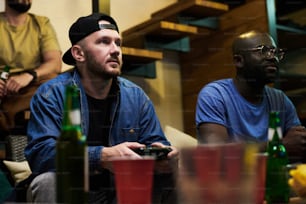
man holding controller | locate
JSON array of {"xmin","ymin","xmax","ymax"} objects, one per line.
[{"xmin": 24, "ymin": 13, "xmax": 178, "ymax": 204}]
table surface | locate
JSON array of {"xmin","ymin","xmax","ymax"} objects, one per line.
[
  {"xmin": 263, "ymin": 197, "xmax": 305, "ymax": 204},
  {"xmin": 289, "ymin": 197, "xmax": 306, "ymax": 204}
]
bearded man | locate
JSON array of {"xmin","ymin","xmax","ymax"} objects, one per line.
[{"xmin": 0, "ymin": 0, "xmax": 62, "ymax": 136}]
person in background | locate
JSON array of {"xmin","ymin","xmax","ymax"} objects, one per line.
[
  {"xmin": 0, "ymin": 0, "xmax": 62, "ymax": 136},
  {"xmin": 24, "ymin": 13, "xmax": 178, "ymax": 204},
  {"xmin": 195, "ymin": 30, "xmax": 306, "ymax": 163}
]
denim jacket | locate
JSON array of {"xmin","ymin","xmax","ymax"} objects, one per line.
[{"xmin": 25, "ymin": 69, "xmax": 170, "ymax": 174}]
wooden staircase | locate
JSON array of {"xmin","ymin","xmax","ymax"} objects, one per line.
[{"xmin": 121, "ymin": 0, "xmax": 229, "ymax": 78}]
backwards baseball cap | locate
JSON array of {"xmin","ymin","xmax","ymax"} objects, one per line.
[{"xmin": 62, "ymin": 13, "xmax": 119, "ymax": 65}]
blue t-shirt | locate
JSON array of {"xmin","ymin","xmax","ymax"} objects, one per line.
[{"xmin": 195, "ymin": 79, "xmax": 300, "ymax": 142}]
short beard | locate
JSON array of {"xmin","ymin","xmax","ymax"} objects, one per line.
[
  {"xmin": 85, "ymin": 52, "xmax": 121, "ymax": 80},
  {"xmin": 8, "ymin": 2, "xmax": 31, "ymax": 13}
]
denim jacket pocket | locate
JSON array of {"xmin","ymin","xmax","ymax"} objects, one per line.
[{"xmin": 120, "ymin": 128, "xmax": 141, "ymax": 141}]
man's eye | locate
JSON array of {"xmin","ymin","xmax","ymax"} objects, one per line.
[
  {"xmin": 115, "ymin": 41, "xmax": 121, "ymax": 47},
  {"xmin": 261, "ymin": 46, "xmax": 270, "ymax": 54},
  {"xmin": 101, "ymin": 39, "xmax": 110, "ymax": 44}
]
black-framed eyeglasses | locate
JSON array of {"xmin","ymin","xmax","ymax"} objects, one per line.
[{"xmin": 239, "ymin": 45, "xmax": 285, "ymax": 61}]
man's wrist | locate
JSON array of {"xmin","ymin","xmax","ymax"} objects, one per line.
[{"xmin": 25, "ymin": 70, "xmax": 37, "ymax": 82}]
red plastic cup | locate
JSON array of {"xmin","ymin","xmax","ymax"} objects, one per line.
[
  {"xmin": 193, "ymin": 144, "xmax": 222, "ymax": 203},
  {"xmin": 112, "ymin": 156, "xmax": 155, "ymax": 204},
  {"xmin": 179, "ymin": 143, "xmax": 260, "ymax": 204}
]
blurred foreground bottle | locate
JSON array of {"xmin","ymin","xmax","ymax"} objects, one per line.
[
  {"xmin": 265, "ymin": 111, "xmax": 289, "ymax": 204},
  {"xmin": 0, "ymin": 65, "xmax": 10, "ymax": 105},
  {"xmin": 56, "ymin": 85, "xmax": 88, "ymax": 204}
]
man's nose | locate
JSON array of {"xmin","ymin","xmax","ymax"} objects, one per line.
[{"xmin": 110, "ymin": 42, "xmax": 120, "ymax": 54}]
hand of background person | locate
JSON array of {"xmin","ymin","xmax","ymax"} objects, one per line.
[
  {"xmin": 283, "ymin": 126, "xmax": 306, "ymax": 163},
  {"xmin": 6, "ymin": 73, "xmax": 34, "ymax": 94},
  {"xmin": 150, "ymin": 142, "xmax": 179, "ymax": 174}
]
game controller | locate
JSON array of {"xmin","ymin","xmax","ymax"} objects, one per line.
[{"xmin": 132, "ymin": 146, "xmax": 172, "ymax": 160}]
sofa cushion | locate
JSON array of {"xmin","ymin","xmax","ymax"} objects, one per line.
[{"xmin": 2, "ymin": 160, "xmax": 31, "ymax": 185}]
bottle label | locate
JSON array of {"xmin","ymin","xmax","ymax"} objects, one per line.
[
  {"xmin": 0, "ymin": 72, "xmax": 9, "ymax": 80},
  {"xmin": 268, "ymin": 127, "xmax": 282, "ymax": 141},
  {"xmin": 69, "ymin": 109, "xmax": 81, "ymax": 125},
  {"xmin": 268, "ymin": 128, "xmax": 273, "ymax": 141},
  {"xmin": 277, "ymin": 127, "xmax": 282, "ymax": 139}
]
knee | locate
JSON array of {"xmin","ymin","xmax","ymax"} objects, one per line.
[
  {"xmin": 30, "ymin": 172, "xmax": 56, "ymax": 189},
  {"xmin": 27, "ymin": 172, "xmax": 56, "ymax": 202}
]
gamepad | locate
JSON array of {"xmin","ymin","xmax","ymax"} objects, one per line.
[{"xmin": 132, "ymin": 146, "xmax": 172, "ymax": 160}]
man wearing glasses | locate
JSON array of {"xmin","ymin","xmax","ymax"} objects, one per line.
[{"xmin": 195, "ymin": 30, "xmax": 306, "ymax": 162}]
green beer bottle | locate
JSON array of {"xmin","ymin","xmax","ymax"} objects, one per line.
[
  {"xmin": 265, "ymin": 111, "xmax": 289, "ymax": 204},
  {"xmin": 56, "ymin": 85, "xmax": 89, "ymax": 204}
]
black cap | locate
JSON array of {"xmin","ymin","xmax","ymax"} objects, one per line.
[{"xmin": 62, "ymin": 13, "xmax": 119, "ymax": 65}]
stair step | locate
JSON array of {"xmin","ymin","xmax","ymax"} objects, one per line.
[
  {"xmin": 122, "ymin": 46, "xmax": 162, "ymax": 66},
  {"xmin": 151, "ymin": 0, "xmax": 229, "ymax": 22},
  {"xmin": 122, "ymin": 20, "xmax": 201, "ymax": 48}
]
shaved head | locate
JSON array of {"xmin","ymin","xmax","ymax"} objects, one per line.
[{"xmin": 232, "ymin": 30, "xmax": 275, "ymax": 54}]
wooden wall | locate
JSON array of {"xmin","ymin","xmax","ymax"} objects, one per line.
[{"xmin": 180, "ymin": 0, "xmax": 269, "ymax": 136}]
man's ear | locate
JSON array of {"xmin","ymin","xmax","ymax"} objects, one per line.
[
  {"xmin": 233, "ymin": 54, "xmax": 244, "ymax": 68},
  {"xmin": 71, "ymin": 45, "xmax": 85, "ymax": 63}
]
